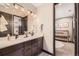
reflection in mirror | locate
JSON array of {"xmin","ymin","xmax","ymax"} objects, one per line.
[
  {"xmin": 13, "ymin": 16, "xmax": 27, "ymax": 35},
  {"xmin": 0, "ymin": 12, "xmax": 13, "ymax": 37},
  {"xmin": 0, "ymin": 12, "xmax": 28, "ymax": 37},
  {"xmin": 0, "ymin": 3, "xmax": 28, "ymax": 37},
  {"xmin": 55, "ymin": 3, "xmax": 75, "ymax": 56},
  {"xmin": 20, "ymin": 16, "xmax": 27, "ymax": 35},
  {"xmin": 13, "ymin": 16, "xmax": 21, "ymax": 35}
]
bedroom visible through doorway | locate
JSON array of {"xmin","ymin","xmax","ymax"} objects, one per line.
[{"xmin": 54, "ymin": 3, "xmax": 75, "ymax": 56}]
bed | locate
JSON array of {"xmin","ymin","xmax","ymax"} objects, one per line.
[{"xmin": 55, "ymin": 30, "xmax": 70, "ymax": 42}]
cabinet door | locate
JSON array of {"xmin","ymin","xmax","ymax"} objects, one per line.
[
  {"xmin": 0, "ymin": 43, "xmax": 24, "ymax": 56},
  {"xmin": 0, "ymin": 52, "xmax": 2, "ymax": 56},
  {"xmin": 38, "ymin": 37, "xmax": 43, "ymax": 54},
  {"xmin": 31, "ymin": 39, "xmax": 38, "ymax": 56},
  {"xmin": 24, "ymin": 47, "xmax": 31, "ymax": 56},
  {"xmin": 5, "ymin": 48, "xmax": 24, "ymax": 56},
  {"xmin": 32, "ymin": 46, "xmax": 38, "ymax": 56},
  {"xmin": 24, "ymin": 41, "xmax": 32, "ymax": 56}
]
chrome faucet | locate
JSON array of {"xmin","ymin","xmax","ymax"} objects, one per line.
[
  {"xmin": 15, "ymin": 34, "xmax": 18, "ymax": 39},
  {"xmin": 7, "ymin": 34, "xmax": 10, "ymax": 40},
  {"xmin": 15, "ymin": 31, "xmax": 19, "ymax": 39}
]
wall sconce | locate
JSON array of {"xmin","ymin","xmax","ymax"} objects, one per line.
[
  {"xmin": 29, "ymin": 11, "xmax": 37, "ymax": 18},
  {"xmin": 27, "ymin": 11, "xmax": 30, "ymax": 14}
]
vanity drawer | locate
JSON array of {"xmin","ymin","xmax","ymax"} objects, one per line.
[
  {"xmin": 0, "ymin": 43, "xmax": 23, "ymax": 55},
  {"xmin": 4, "ymin": 48, "xmax": 24, "ymax": 56}
]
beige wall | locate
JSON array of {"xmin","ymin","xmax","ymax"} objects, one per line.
[
  {"xmin": 27, "ymin": 3, "xmax": 54, "ymax": 54},
  {"xmin": 37, "ymin": 3, "xmax": 53, "ymax": 54}
]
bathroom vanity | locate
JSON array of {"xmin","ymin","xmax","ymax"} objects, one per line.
[
  {"xmin": 0, "ymin": 4, "xmax": 44, "ymax": 56},
  {"xmin": 0, "ymin": 34, "xmax": 43, "ymax": 56}
]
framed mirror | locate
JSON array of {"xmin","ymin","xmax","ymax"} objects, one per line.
[
  {"xmin": 0, "ymin": 12, "xmax": 13, "ymax": 37},
  {"xmin": 0, "ymin": 12, "xmax": 27, "ymax": 37}
]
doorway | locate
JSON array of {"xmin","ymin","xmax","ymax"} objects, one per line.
[{"xmin": 53, "ymin": 3, "xmax": 76, "ymax": 56}]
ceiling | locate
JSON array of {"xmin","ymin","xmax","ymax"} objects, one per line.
[
  {"xmin": 0, "ymin": 4, "xmax": 27, "ymax": 17},
  {"xmin": 32, "ymin": 3, "xmax": 44, "ymax": 7},
  {"xmin": 0, "ymin": 3, "xmax": 37, "ymax": 17}
]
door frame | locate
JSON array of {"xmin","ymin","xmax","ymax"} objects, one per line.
[{"xmin": 53, "ymin": 3, "xmax": 78, "ymax": 56}]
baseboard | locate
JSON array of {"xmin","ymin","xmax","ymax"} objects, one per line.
[{"xmin": 42, "ymin": 49, "xmax": 54, "ymax": 56}]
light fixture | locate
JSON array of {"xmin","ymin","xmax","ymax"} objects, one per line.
[
  {"xmin": 27, "ymin": 11, "xmax": 30, "ymax": 14},
  {"xmin": 31, "ymin": 13, "xmax": 34, "ymax": 16},
  {"xmin": 21, "ymin": 8, "xmax": 25, "ymax": 11},
  {"xmin": 14, "ymin": 4, "xmax": 19, "ymax": 9},
  {"xmin": 33, "ymin": 14, "xmax": 37, "ymax": 18},
  {"xmin": 30, "ymin": 11, "xmax": 37, "ymax": 17},
  {"xmin": 5, "ymin": 3, "xmax": 10, "ymax": 8},
  {"xmin": 13, "ymin": 9, "xmax": 15, "ymax": 12}
]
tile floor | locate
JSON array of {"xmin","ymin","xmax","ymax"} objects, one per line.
[
  {"xmin": 38, "ymin": 52, "xmax": 51, "ymax": 56},
  {"xmin": 56, "ymin": 40, "xmax": 74, "ymax": 56},
  {"xmin": 39, "ymin": 40, "xmax": 74, "ymax": 56}
]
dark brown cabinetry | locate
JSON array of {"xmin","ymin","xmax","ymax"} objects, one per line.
[
  {"xmin": 0, "ymin": 37, "xmax": 43, "ymax": 56},
  {"xmin": 38, "ymin": 37, "xmax": 43, "ymax": 54},
  {"xmin": 24, "ymin": 41, "xmax": 32, "ymax": 56},
  {"xmin": 0, "ymin": 43, "xmax": 24, "ymax": 56},
  {"xmin": 31, "ymin": 39, "xmax": 38, "ymax": 56},
  {"xmin": 6, "ymin": 48, "xmax": 24, "ymax": 56}
]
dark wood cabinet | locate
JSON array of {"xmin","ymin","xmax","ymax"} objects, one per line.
[
  {"xmin": 5, "ymin": 48, "xmax": 24, "ymax": 56},
  {"xmin": 0, "ymin": 37, "xmax": 43, "ymax": 56},
  {"xmin": 31, "ymin": 39, "xmax": 38, "ymax": 56},
  {"xmin": 0, "ymin": 43, "xmax": 24, "ymax": 56},
  {"xmin": 38, "ymin": 37, "xmax": 43, "ymax": 54},
  {"xmin": 32, "ymin": 46, "xmax": 38, "ymax": 56},
  {"xmin": 24, "ymin": 41, "xmax": 32, "ymax": 56}
]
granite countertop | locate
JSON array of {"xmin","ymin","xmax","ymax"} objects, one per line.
[{"xmin": 0, "ymin": 33, "xmax": 43, "ymax": 49}]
